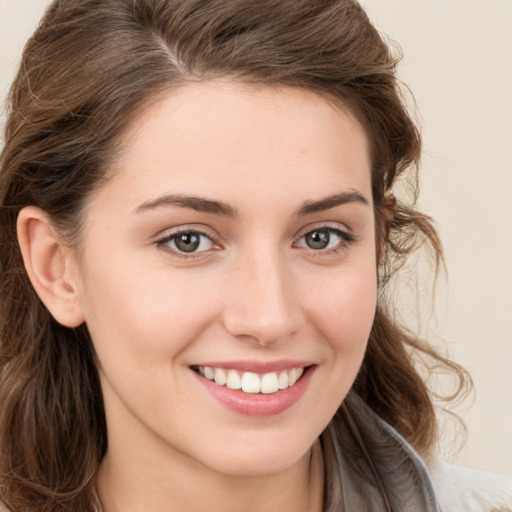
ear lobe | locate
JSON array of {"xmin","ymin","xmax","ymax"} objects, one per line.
[{"xmin": 17, "ymin": 206, "xmax": 85, "ymax": 328}]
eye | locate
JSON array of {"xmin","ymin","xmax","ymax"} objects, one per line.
[
  {"xmin": 158, "ymin": 230, "xmax": 215, "ymax": 254},
  {"xmin": 296, "ymin": 227, "xmax": 354, "ymax": 251}
]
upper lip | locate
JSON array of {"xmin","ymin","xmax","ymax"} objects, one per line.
[{"xmin": 192, "ymin": 359, "xmax": 314, "ymax": 374}]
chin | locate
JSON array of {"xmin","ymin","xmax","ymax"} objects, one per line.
[{"xmin": 197, "ymin": 433, "xmax": 315, "ymax": 478}]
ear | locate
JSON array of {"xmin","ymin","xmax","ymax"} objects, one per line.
[
  {"xmin": 377, "ymin": 192, "xmax": 397, "ymax": 267},
  {"xmin": 17, "ymin": 206, "xmax": 85, "ymax": 328},
  {"xmin": 383, "ymin": 193, "xmax": 397, "ymax": 221}
]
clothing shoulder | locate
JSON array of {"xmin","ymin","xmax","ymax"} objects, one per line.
[{"xmin": 429, "ymin": 460, "xmax": 512, "ymax": 512}]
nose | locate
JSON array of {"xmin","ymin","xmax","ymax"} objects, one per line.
[{"xmin": 222, "ymin": 247, "xmax": 304, "ymax": 346}]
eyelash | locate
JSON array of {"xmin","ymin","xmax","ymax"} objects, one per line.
[
  {"xmin": 155, "ymin": 225, "xmax": 356, "ymax": 259},
  {"xmin": 294, "ymin": 227, "xmax": 356, "ymax": 256},
  {"xmin": 156, "ymin": 229, "xmax": 219, "ymax": 260}
]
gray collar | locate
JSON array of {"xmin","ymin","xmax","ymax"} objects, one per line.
[{"xmin": 321, "ymin": 394, "xmax": 440, "ymax": 512}]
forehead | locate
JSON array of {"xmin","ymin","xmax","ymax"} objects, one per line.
[{"xmin": 96, "ymin": 82, "xmax": 372, "ymax": 215}]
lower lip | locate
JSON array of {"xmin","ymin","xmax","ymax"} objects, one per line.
[{"xmin": 193, "ymin": 367, "xmax": 315, "ymax": 416}]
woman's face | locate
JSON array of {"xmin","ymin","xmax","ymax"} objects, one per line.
[{"xmin": 73, "ymin": 82, "xmax": 377, "ymax": 477}]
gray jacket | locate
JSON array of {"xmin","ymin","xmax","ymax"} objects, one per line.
[{"xmin": 324, "ymin": 394, "xmax": 512, "ymax": 511}]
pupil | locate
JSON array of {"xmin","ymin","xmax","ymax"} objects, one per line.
[
  {"xmin": 306, "ymin": 230, "xmax": 329, "ymax": 249},
  {"xmin": 176, "ymin": 233, "xmax": 200, "ymax": 252}
]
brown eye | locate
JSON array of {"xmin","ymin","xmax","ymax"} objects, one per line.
[
  {"xmin": 174, "ymin": 232, "xmax": 202, "ymax": 252},
  {"xmin": 159, "ymin": 231, "xmax": 214, "ymax": 254},
  {"xmin": 304, "ymin": 230, "xmax": 331, "ymax": 250},
  {"xmin": 296, "ymin": 227, "xmax": 355, "ymax": 253}
]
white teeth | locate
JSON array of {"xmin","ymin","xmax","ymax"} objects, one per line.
[
  {"xmin": 213, "ymin": 368, "xmax": 227, "ymax": 386},
  {"xmin": 278, "ymin": 371, "xmax": 288, "ymax": 389},
  {"xmin": 261, "ymin": 372, "xmax": 279, "ymax": 394},
  {"xmin": 198, "ymin": 366, "xmax": 306, "ymax": 394},
  {"xmin": 241, "ymin": 372, "xmax": 261, "ymax": 393},
  {"xmin": 226, "ymin": 370, "xmax": 242, "ymax": 390}
]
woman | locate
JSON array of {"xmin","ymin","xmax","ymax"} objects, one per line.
[{"xmin": 0, "ymin": 1, "xmax": 510, "ymax": 511}]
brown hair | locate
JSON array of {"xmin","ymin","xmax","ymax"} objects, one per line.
[{"xmin": 0, "ymin": 0, "xmax": 469, "ymax": 510}]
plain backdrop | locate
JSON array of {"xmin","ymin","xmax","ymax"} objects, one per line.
[{"xmin": 1, "ymin": 0, "xmax": 511, "ymax": 474}]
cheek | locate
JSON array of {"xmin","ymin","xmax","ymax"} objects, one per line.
[
  {"xmin": 307, "ymin": 259, "xmax": 377, "ymax": 328},
  {"xmin": 290, "ymin": 264, "xmax": 377, "ymax": 433},
  {"xmin": 79, "ymin": 257, "xmax": 218, "ymax": 371},
  {"xmin": 303, "ymin": 262, "xmax": 377, "ymax": 366}
]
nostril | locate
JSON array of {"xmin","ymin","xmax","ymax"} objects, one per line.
[
  {"xmin": 222, "ymin": 265, "xmax": 303, "ymax": 344},
  {"xmin": 222, "ymin": 309, "xmax": 302, "ymax": 346}
]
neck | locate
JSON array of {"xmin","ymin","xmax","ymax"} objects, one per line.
[{"xmin": 96, "ymin": 437, "xmax": 324, "ymax": 512}]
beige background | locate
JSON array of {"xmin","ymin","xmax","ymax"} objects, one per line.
[{"xmin": 1, "ymin": 1, "xmax": 511, "ymax": 473}]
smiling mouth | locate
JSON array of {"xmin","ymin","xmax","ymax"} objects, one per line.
[{"xmin": 192, "ymin": 366, "xmax": 307, "ymax": 394}]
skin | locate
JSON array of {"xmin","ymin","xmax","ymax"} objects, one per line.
[{"xmin": 19, "ymin": 82, "xmax": 378, "ymax": 512}]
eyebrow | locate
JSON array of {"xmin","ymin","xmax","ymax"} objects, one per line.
[
  {"xmin": 134, "ymin": 190, "xmax": 369, "ymax": 217},
  {"xmin": 296, "ymin": 190, "xmax": 369, "ymax": 216},
  {"xmin": 134, "ymin": 194, "xmax": 238, "ymax": 217}
]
